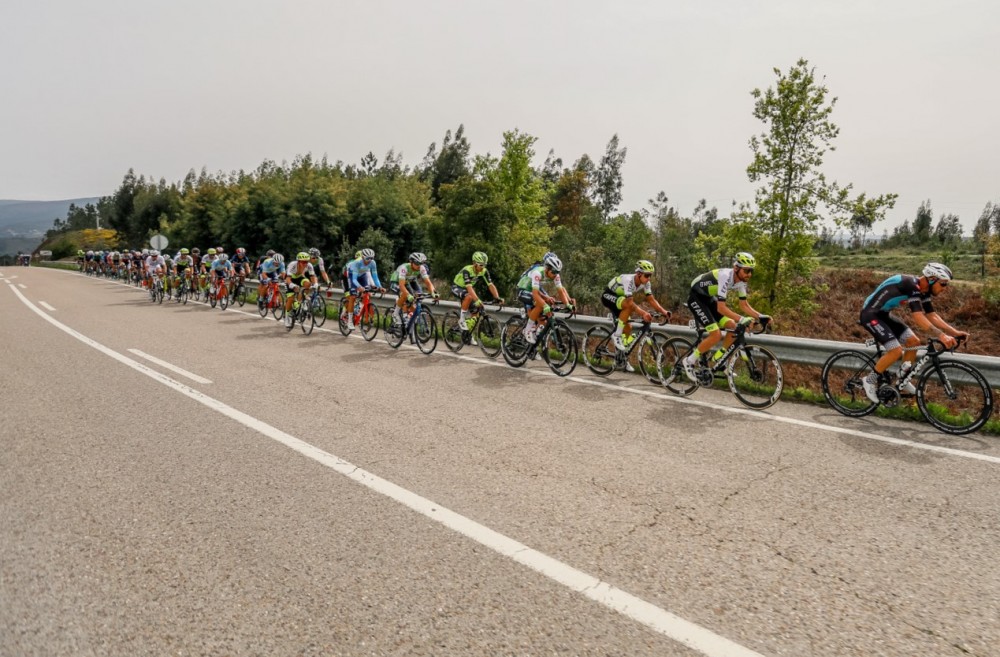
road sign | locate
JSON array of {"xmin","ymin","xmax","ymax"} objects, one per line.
[{"xmin": 149, "ymin": 234, "xmax": 169, "ymax": 251}]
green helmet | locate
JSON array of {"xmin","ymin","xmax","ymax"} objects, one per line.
[
  {"xmin": 77, "ymin": 250, "xmax": 85, "ymax": 256},
  {"xmin": 296, "ymin": 251, "xmax": 310, "ymax": 261},
  {"xmin": 180, "ymin": 248, "xmax": 190, "ymax": 255},
  {"xmin": 733, "ymin": 252, "xmax": 756, "ymax": 269},
  {"xmin": 635, "ymin": 259, "xmax": 655, "ymax": 274},
  {"xmin": 472, "ymin": 251, "xmax": 488, "ymax": 265}
]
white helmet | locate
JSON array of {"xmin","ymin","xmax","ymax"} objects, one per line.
[
  {"xmin": 150, "ymin": 250, "xmax": 159, "ymax": 257},
  {"xmin": 543, "ymin": 252, "xmax": 562, "ymax": 273},
  {"xmin": 922, "ymin": 262, "xmax": 953, "ymax": 281},
  {"xmin": 272, "ymin": 253, "xmax": 284, "ymax": 264},
  {"xmin": 360, "ymin": 248, "xmax": 375, "ymax": 260}
]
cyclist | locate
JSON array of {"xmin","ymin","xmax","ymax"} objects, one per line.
[
  {"xmin": 859, "ymin": 262, "xmax": 968, "ymax": 401},
  {"xmin": 307, "ymin": 248, "xmax": 333, "ymax": 287},
  {"xmin": 344, "ymin": 248, "xmax": 384, "ymax": 331},
  {"xmin": 173, "ymin": 248, "xmax": 195, "ymax": 298},
  {"xmin": 683, "ymin": 252, "xmax": 770, "ymax": 381},
  {"xmin": 209, "ymin": 252, "xmax": 235, "ymax": 297},
  {"xmin": 451, "ymin": 251, "xmax": 503, "ymax": 332},
  {"xmin": 516, "ymin": 252, "xmax": 575, "ymax": 344},
  {"xmin": 340, "ymin": 250, "xmax": 363, "ymax": 291},
  {"xmin": 257, "ymin": 253, "xmax": 285, "ymax": 309},
  {"xmin": 602, "ymin": 260, "xmax": 672, "ymax": 351},
  {"xmin": 144, "ymin": 250, "xmax": 167, "ymax": 292},
  {"xmin": 390, "ymin": 252, "xmax": 440, "ymax": 327},
  {"xmin": 198, "ymin": 248, "xmax": 217, "ymax": 296},
  {"xmin": 283, "ymin": 252, "xmax": 318, "ymax": 328},
  {"xmin": 231, "ymin": 247, "xmax": 252, "ymax": 284},
  {"xmin": 255, "ymin": 249, "xmax": 275, "ymax": 279}
]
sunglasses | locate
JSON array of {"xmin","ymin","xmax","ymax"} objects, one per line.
[{"xmin": 936, "ymin": 280, "xmax": 949, "ymax": 288}]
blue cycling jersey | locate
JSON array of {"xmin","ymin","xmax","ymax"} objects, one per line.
[
  {"xmin": 346, "ymin": 258, "xmax": 382, "ymax": 288},
  {"xmin": 863, "ymin": 274, "xmax": 933, "ymax": 314},
  {"xmin": 259, "ymin": 258, "xmax": 286, "ymax": 276}
]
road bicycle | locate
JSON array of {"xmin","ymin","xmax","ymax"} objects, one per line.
[
  {"xmin": 582, "ymin": 313, "xmax": 669, "ymax": 384},
  {"xmin": 441, "ymin": 299, "xmax": 504, "ymax": 359},
  {"xmin": 174, "ymin": 274, "xmax": 191, "ymax": 305},
  {"xmin": 257, "ymin": 279, "xmax": 285, "ymax": 320},
  {"xmin": 500, "ymin": 304, "xmax": 578, "ymax": 377},
  {"xmin": 148, "ymin": 275, "xmax": 165, "ymax": 305},
  {"xmin": 305, "ymin": 285, "xmax": 328, "ymax": 328},
  {"xmin": 658, "ymin": 317, "xmax": 783, "ymax": 409},
  {"xmin": 228, "ymin": 274, "xmax": 249, "ymax": 308},
  {"xmin": 208, "ymin": 275, "xmax": 229, "ymax": 310},
  {"xmin": 821, "ymin": 336, "xmax": 993, "ymax": 435},
  {"xmin": 383, "ymin": 292, "xmax": 438, "ymax": 354},
  {"xmin": 339, "ymin": 287, "xmax": 381, "ymax": 341},
  {"xmin": 284, "ymin": 286, "xmax": 316, "ymax": 335}
]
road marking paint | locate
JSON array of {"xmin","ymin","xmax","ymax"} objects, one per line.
[
  {"xmin": 10, "ymin": 277, "xmax": 764, "ymax": 657},
  {"xmin": 39, "ymin": 301, "xmax": 56, "ymax": 311},
  {"xmin": 17, "ymin": 283, "xmax": 26, "ymax": 289},
  {"xmin": 127, "ymin": 349, "xmax": 212, "ymax": 384},
  {"xmin": 49, "ymin": 266, "xmax": 1000, "ymax": 465}
]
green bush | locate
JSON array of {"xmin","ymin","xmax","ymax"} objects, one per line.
[{"xmin": 983, "ymin": 278, "xmax": 1000, "ymax": 312}]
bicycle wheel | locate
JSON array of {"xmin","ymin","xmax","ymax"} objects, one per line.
[
  {"xmin": 917, "ymin": 361, "xmax": 994, "ymax": 435},
  {"xmin": 219, "ymin": 288, "xmax": 229, "ymax": 311},
  {"xmin": 442, "ymin": 311, "xmax": 465, "ymax": 353},
  {"xmin": 384, "ymin": 310, "xmax": 406, "ymax": 349},
  {"xmin": 300, "ymin": 307, "xmax": 315, "ymax": 335},
  {"xmin": 360, "ymin": 305, "xmax": 380, "ymax": 341},
  {"xmin": 543, "ymin": 320, "xmax": 578, "ymax": 377},
  {"xmin": 728, "ymin": 345, "xmax": 783, "ymax": 409},
  {"xmin": 209, "ymin": 288, "xmax": 217, "ymax": 308},
  {"xmin": 583, "ymin": 325, "xmax": 616, "ymax": 376},
  {"xmin": 180, "ymin": 284, "xmax": 189, "ymax": 305},
  {"xmin": 659, "ymin": 337, "xmax": 698, "ymax": 396},
  {"xmin": 311, "ymin": 294, "xmax": 327, "ymax": 327},
  {"xmin": 821, "ymin": 350, "xmax": 879, "ymax": 417},
  {"xmin": 258, "ymin": 291, "xmax": 269, "ymax": 317},
  {"xmin": 501, "ymin": 316, "xmax": 531, "ymax": 368},
  {"xmin": 337, "ymin": 298, "xmax": 352, "ymax": 336},
  {"xmin": 272, "ymin": 300, "xmax": 285, "ymax": 321},
  {"xmin": 156, "ymin": 285, "xmax": 164, "ymax": 304},
  {"xmin": 415, "ymin": 308, "xmax": 437, "ymax": 354},
  {"xmin": 476, "ymin": 313, "xmax": 503, "ymax": 359},
  {"xmin": 638, "ymin": 333, "xmax": 668, "ymax": 385},
  {"xmin": 236, "ymin": 284, "xmax": 247, "ymax": 307}
]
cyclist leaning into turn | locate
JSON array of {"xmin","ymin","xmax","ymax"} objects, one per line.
[
  {"xmin": 344, "ymin": 249, "xmax": 384, "ymax": 331},
  {"xmin": 515, "ymin": 252, "xmax": 575, "ymax": 345},
  {"xmin": 859, "ymin": 262, "xmax": 968, "ymax": 402},
  {"xmin": 257, "ymin": 253, "xmax": 285, "ymax": 309},
  {"xmin": 683, "ymin": 252, "xmax": 770, "ymax": 381},
  {"xmin": 601, "ymin": 259, "xmax": 672, "ymax": 351},
  {"xmin": 451, "ymin": 251, "xmax": 503, "ymax": 332}
]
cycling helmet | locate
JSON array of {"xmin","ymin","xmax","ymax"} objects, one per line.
[
  {"xmin": 218, "ymin": 253, "xmax": 228, "ymax": 262},
  {"xmin": 308, "ymin": 247, "xmax": 320, "ymax": 257},
  {"xmin": 216, "ymin": 247, "xmax": 224, "ymax": 254},
  {"xmin": 77, "ymin": 250, "xmax": 84, "ymax": 256},
  {"xmin": 142, "ymin": 249, "xmax": 149, "ymax": 256},
  {"xmin": 192, "ymin": 247, "xmax": 200, "ymax": 254},
  {"xmin": 635, "ymin": 259, "xmax": 655, "ymax": 274},
  {"xmin": 733, "ymin": 252, "xmax": 756, "ymax": 269},
  {"xmin": 360, "ymin": 248, "xmax": 375, "ymax": 260},
  {"xmin": 86, "ymin": 250, "xmax": 94, "ymax": 256},
  {"xmin": 236, "ymin": 247, "xmax": 246, "ymax": 256},
  {"xmin": 297, "ymin": 251, "xmax": 310, "ymax": 261},
  {"xmin": 272, "ymin": 253, "xmax": 284, "ymax": 264},
  {"xmin": 206, "ymin": 248, "xmax": 217, "ymax": 256},
  {"xmin": 180, "ymin": 248, "xmax": 189, "ymax": 255},
  {"xmin": 150, "ymin": 250, "xmax": 159, "ymax": 257},
  {"xmin": 409, "ymin": 251, "xmax": 428, "ymax": 265},
  {"xmin": 543, "ymin": 252, "xmax": 563, "ymax": 273},
  {"xmin": 922, "ymin": 262, "xmax": 953, "ymax": 282},
  {"xmin": 266, "ymin": 249, "xmax": 275, "ymax": 257},
  {"xmin": 472, "ymin": 251, "xmax": 488, "ymax": 265}
]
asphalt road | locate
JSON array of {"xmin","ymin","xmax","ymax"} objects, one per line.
[{"xmin": 2, "ymin": 266, "xmax": 999, "ymax": 657}]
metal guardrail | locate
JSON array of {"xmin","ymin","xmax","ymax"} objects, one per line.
[{"xmin": 334, "ymin": 287, "xmax": 1000, "ymax": 388}]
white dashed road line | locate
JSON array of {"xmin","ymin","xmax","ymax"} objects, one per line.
[{"xmin": 39, "ymin": 301, "xmax": 57, "ymax": 311}]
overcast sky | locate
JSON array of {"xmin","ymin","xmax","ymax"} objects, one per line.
[{"xmin": 2, "ymin": 0, "xmax": 997, "ymax": 232}]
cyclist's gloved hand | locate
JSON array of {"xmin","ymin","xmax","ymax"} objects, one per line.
[
  {"xmin": 758, "ymin": 314, "xmax": 771, "ymax": 324},
  {"xmin": 641, "ymin": 311, "xmax": 652, "ymax": 323},
  {"xmin": 940, "ymin": 334, "xmax": 958, "ymax": 349},
  {"xmin": 432, "ymin": 292, "xmax": 440, "ymax": 300},
  {"xmin": 738, "ymin": 316, "xmax": 753, "ymax": 327},
  {"xmin": 542, "ymin": 304, "xmax": 552, "ymax": 315},
  {"xmin": 495, "ymin": 297, "xmax": 504, "ymax": 306},
  {"xmin": 406, "ymin": 294, "xmax": 415, "ymax": 304}
]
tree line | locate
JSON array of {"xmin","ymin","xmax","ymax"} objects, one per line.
[{"xmin": 45, "ymin": 59, "xmax": 997, "ymax": 314}]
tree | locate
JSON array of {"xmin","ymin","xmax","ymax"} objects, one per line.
[
  {"xmin": 592, "ymin": 134, "xmax": 627, "ymax": 218},
  {"xmin": 933, "ymin": 213, "xmax": 963, "ymax": 245},
  {"xmin": 973, "ymin": 202, "xmax": 999, "ymax": 277},
  {"xmin": 912, "ymin": 200, "xmax": 933, "ymax": 245},
  {"xmin": 733, "ymin": 58, "xmax": 896, "ymax": 311}
]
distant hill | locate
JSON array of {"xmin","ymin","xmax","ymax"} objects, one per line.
[
  {"xmin": 0, "ymin": 197, "xmax": 101, "ymax": 256},
  {"xmin": 0, "ymin": 198, "xmax": 101, "ymax": 237}
]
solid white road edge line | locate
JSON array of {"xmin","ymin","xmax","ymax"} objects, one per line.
[
  {"xmin": 39, "ymin": 301, "xmax": 57, "ymax": 311},
  {"xmin": 127, "ymin": 349, "xmax": 212, "ymax": 384},
  {"xmin": 48, "ymin": 266, "xmax": 1000, "ymax": 466},
  {"xmin": 8, "ymin": 279, "xmax": 765, "ymax": 657}
]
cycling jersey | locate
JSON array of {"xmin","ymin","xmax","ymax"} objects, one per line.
[
  {"xmin": 200, "ymin": 255, "xmax": 217, "ymax": 271},
  {"xmin": 691, "ymin": 268, "xmax": 748, "ymax": 301},
  {"xmin": 210, "ymin": 259, "xmax": 233, "ymax": 275},
  {"xmin": 144, "ymin": 255, "xmax": 165, "ymax": 272},
  {"xmin": 453, "ymin": 264, "xmax": 493, "ymax": 288},
  {"xmin": 517, "ymin": 264, "xmax": 563, "ymax": 292},
  {"xmin": 394, "ymin": 262, "xmax": 430, "ymax": 285},
  {"xmin": 230, "ymin": 254, "xmax": 251, "ymax": 270},
  {"xmin": 259, "ymin": 258, "xmax": 285, "ymax": 277},
  {"xmin": 606, "ymin": 273, "xmax": 651, "ymax": 298},
  {"xmin": 862, "ymin": 275, "xmax": 933, "ymax": 314},
  {"xmin": 174, "ymin": 256, "xmax": 194, "ymax": 270},
  {"xmin": 285, "ymin": 261, "xmax": 315, "ymax": 281},
  {"xmin": 346, "ymin": 258, "xmax": 382, "ymax": 289}
]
